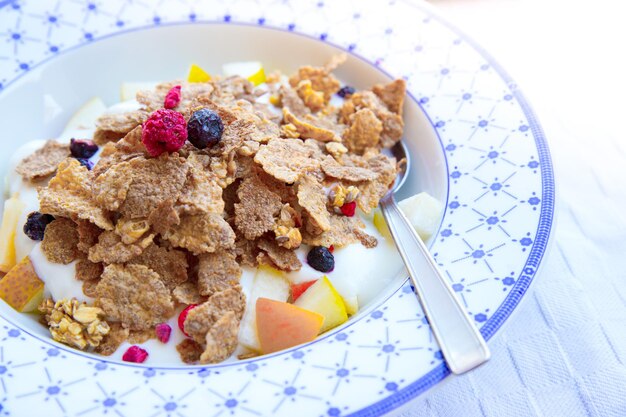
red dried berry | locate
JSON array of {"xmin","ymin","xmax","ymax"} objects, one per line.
[
  {"xmin": 122, "ymin": 345, "xmax": 149, "ymax": 363},
  {"xmin": 155, "ymin": 323, "xmax": 172, "ymax": 343},
  {"xmin": 328, "ymin": 245, "xmax": 334, "ymax": 253},
  {"xmin": 141, "ymin": 109, "xmax": 188, "ymax": 157},
  {"xmin": 178, "ymin": 304, "xmax": 198, "ymax": 337},
  {"xmin": 164, "ymin": 85, "xmax": 181, "ymax": 109},
  {"xmin": 340, "ymin": 201, "xmax": 357, "ymax": 217}
]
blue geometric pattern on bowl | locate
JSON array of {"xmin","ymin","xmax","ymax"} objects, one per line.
[{"xmin": 0, "ymin": 0, "xmax": 554, "ymax": 416}]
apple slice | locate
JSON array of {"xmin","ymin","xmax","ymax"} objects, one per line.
[
  {"xmin": 63, "ymin": 97, "xmax": 107, "ymax": 132},
  {"xmin": 238, "ymin": 265, "xmax": 290, "ymax": 351},
  {"xmin": 290, "ymin": 280, "xmax": 317, "ymax": 302},
  {"xmin": 187, "ymin": 64, "xmax": 211, "ymax": 83},
  {"xmin": 222, "ymin": 61, "xmax": 266, "ymax": 86},
  {"xmin": 373, "ymin": 209, "xmax": 392, "ymax": 241},
  {"xmin": 120, "ymin": 82, "xmax": 157, "ymax": 102},
  {"xmin": 398, "ymin": 192, "xmax": 443, "ymax": 241},
  {"xmin": 0, "ymin": 196, "xmax": 25, "ymax": 273},
  {"xmin": 256, "ymin": 298, "xmax": 323, "ymax": 354},
  {"xmin": 0, "ymin": 256, "xmax": 44, "ymax": 312},
  {"xmin": 342, "ymin": 294, "xmax": 359, "ymax": 316},
  {"xmin": 294, "ymin": 276, "xmax": 348, "ymax": 333}
]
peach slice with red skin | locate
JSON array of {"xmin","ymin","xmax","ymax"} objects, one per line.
[{"xmin": 256, "ymin": 298, "xmax": 324, "ymax": 354}]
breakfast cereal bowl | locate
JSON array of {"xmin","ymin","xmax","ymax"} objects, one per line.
[{"xmin": 0, "ymin": 1, "xmax": 554, "ymax": 416}]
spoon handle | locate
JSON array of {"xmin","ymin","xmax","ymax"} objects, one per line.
[{"xmin": 380, "ymin": 194, "xmax": 490, "ymax": 374}]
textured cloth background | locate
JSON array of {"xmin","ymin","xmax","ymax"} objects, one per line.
[{"xmin": 398, "ymin": 1, "xmax": 626, "ymax": 415}]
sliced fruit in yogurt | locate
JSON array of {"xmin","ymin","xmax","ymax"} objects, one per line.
[
  {"xmin": 187, "ymin": 64, "xmax": 211, "ymax": 83},
  {"xmin": 398, "ymin": 192, "xmax": 444, "ymax": 241},
  {"xmin": 0, "ymin": 256, "xmax": 44, "ymax": 312},
  {"xmin": 239, "ymin": 265, "xmax": 290, "ymax": 351},
  {"xmin": 62, "ymin": 97, "xmax": 107, "ymax": 132},
  {"xmin": 294, "ymin": 276, "xmax": 348, "ymax": 333},
  {"xmin": 290, "ymin": 279, "xmax": 318, "ymax": 302},
  {"xmin": 256, "ymin": 298, "xmax": 323, "ymax": 354},
  {"xmin": 0, "ymin": 195, "xmax": 25, "ymax": 273}
]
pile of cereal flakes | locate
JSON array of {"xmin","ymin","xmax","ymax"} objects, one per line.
[{"xmin": 17, "ymin": 55, "xmax": 405, "ymax": 364}]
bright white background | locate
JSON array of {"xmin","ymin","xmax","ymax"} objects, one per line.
[{"xmin": 397, "ymin": 1, "xmax": 626, "ymax": 416}]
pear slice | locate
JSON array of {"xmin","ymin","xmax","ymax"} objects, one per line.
[
  {"xmin": 294, "ymin": 276, "xmax": 348, "ymax": 333},
  {"xmin": 398, "ymin": 192, "xmax": 443, "ymax": 241},
  {"xmin": 0, "ymin": 256, "xmax": 44, "ymax": 312},
  {"xmin": 0, "ymin": 196, "xmax": 25, "ymax": 273},
  {"xmin": 63, "ymin": 97, "xmax": 107, "ymax": 132}
]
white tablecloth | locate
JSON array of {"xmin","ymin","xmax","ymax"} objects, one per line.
[{"xmin": 398, "ymin": 1, "xmax": 626, "ymax": 415}]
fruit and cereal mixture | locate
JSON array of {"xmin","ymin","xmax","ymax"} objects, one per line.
[{"xmin": 7, "ymin": 55, "xmax": 406, "ymax": 364}]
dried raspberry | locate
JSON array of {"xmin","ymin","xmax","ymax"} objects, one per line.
[
  {"xmin": 155, "ymin": 323, "xmax": 172, "ymax": 343},
  {"xmin": 122, "ymin": 345, "xmax": 149, "ymax": 363},
  {"xmin": 340, "ymin": 201, "xmax": 357, "ymax": 217},
  {"xmin": 178, "ymin": 304, "xmax": 198, "ymax": 337},
  {"xmin": 164, "ymin": 85, "xmax": 181, "ymax": 109},
  {"xmin": 142, "ymin": 109, "xmax": 188, "ymax": 157},
  {"xmin": 328, "ymin": 245, "xmax": 334, "ymax": 253}
]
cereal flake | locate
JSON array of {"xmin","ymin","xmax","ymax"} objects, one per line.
[
  {"xmin": 234, "ymin": 175, "xmax": 283, "ymax": 240},
  {"xmin": 39, "ymin": 159, "xmax": 113, "ymax": 230},
  {"xmin": 95, "ymin": 263, "xmax": 175, "ymax": 330},
  {"xmin": 41, "ymin": 218, "xmax": 79, "ymax": 264},
  {"xmin": 163, "ymin": 213, "xmax": 235, "ymax": 255},
  {"xmin": 15, "ymin": 140, "xmax": 70, "ymax": 182},
  {"xmin": 197, "ymin": 251, "xmax": 242, "ymax": 296}
]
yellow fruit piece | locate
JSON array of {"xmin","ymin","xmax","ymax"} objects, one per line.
[
  {"xmin": 247, "ymin": 67, "xmax": 266, "ymax": 86},
  {"xmin": 294, "ymin": 276, "xmax": 348, "ymax": 333},
  {"xmin": 373, "ymin": 209, "xmax": 392, "ymax": 241},
  {"xmin": 0, "ymin": 256, "xmax": 44, "ymax": 312},
  {"xmin": 187, "ymin": 64, "xmax": 211, "ymax": 83},
  {"xmin": 343, "ymin": 295, "xmax": 359, "ymax": 316},
  {"xmin": 0, "ymin": 196, "xmax": 25, "ymax": 273}
]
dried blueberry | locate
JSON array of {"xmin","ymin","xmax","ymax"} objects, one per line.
[
  {"xmin": 23, "ymin": 212, "xmax": 55, "ymax": 241},
  {"xmin": 187, "ymin": 108, "xmax": 223, "ymax": 149},
  {"xmin": 70, "ymin": 139, "xmax": 98, "ymax": 159},
  {"xmin": 76, "ymin": 158, "xmax": 93, "ymax": 170},
  {"xmin": 337, "ymin": 86, "xmax": 356, "ymax": 98},
  {"xmin": 307, "ymin": 246, "xmax": 335, "ymax": 272}
]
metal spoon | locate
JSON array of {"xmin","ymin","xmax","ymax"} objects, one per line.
[{"xmin": 380, "ymin": 142, "xmax": 490, "ymax": 374}]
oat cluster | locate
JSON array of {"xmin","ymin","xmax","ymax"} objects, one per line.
[
  {"xmin": 17, "ymin": 55, "xmax": 406, "ymax": 363},
  {"xmin": 39, "ymin": 298, "xmax": 110, "ymax": 350}
]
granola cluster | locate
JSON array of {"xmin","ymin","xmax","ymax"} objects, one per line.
[
  {"xmin": 39, "ymin": 298, "xmax": 110, "ymax": 350},
  {"xmin": 19, "ymin": 55, "xmax": 406, "ymax": 363}
]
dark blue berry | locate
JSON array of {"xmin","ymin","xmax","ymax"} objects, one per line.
[
  {"xmin": 76, "ymin": 158, "xmax": 93, "ymax": 170},
  {"xmin": 307, "ymin": 246, "xmax": 334, "ymax": 272},
  {"xmin": 23, "ymin": 212, "xmax": 55, "ymax": 241},
  {"xmin": 187, "ymin": 109, "xmax": 223, "ymax": 149},
  {"xmin": 337, "ymin": 86, "xmax": 356, "ymax": 98},
  {"xmin": 70, "ymin": 138, "xmax": 98, "ymax": 158}
]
